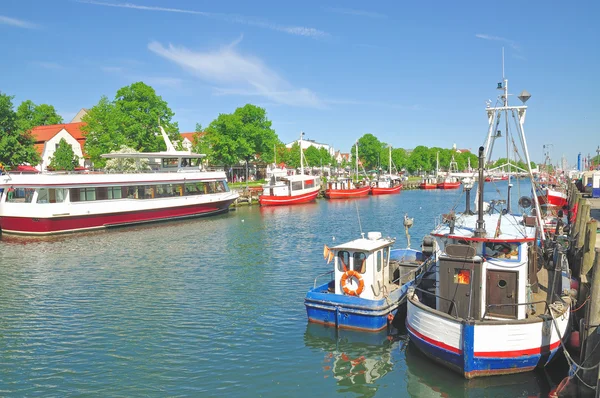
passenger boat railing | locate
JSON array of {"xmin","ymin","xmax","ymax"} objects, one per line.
[
  {"xmin": 411, "ymin": 286, "xmax": 460, "ymax": 318},
  {"xmin": 313, "ymin": 270, "xmax": 334, "ymax": 289}
]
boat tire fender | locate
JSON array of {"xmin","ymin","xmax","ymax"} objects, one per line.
[{"xmin": 341, "ymin": 270, "xmax": 364, "ymax": 296}]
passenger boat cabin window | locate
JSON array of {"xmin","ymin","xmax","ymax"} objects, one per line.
[
  {"xmin": 484, "ymin": 242, "xmax": 519, "ymax": 260},
  {"xmin": 162, "ymin": 158, "xmax": 179, "ymax": 168},
  {"xmin": 353, "ymin": 252, "xmax": 367, "ymax": 274},
  {"xmin": 376, "ymin": 251, "xmax": 382, "ymax": 272},
  {"xmin": 36, "ymin": 188, "xmax": 67, "ymax": 203},
  {"xmin": 6, "ymin": 188, "xmax": 35, "ymax": 203}
]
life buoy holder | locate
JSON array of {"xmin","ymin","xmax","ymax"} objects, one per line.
[{"xmin": 341, "ymin": 270, "xmax": 364, "ymax": 296}]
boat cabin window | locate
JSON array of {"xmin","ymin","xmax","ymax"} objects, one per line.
[
  {"xmin": 484, "ymin": 242, "xmax": 519, "ymax": 260},
  {"xmin": 353, "ymin": 252, "xmax": 367, "ymax": 274},
  {"xmin": 338, "ymin": 251, "xmax": 350, "ymax": 272},
  {"xmin": 376, "ymin": 250, "xmax": 382, "ymax": 272},
  {"xmin": 6, "ymin": 187, "xmax": 35, "ymax": 203},
  {"xmin": 181, "ymin": 158, "xmax": 200, "ymax": 167},
  {"xmin": 36, "ymin": 188, "xmax": 67, "ymax": 203},
  {"xmin": 162, "ymin": 158, "xmax": 179, "ymax": 168},
  {"xmin": 383, "ymin": 247, "xmax": 389, "ymax": 268}
]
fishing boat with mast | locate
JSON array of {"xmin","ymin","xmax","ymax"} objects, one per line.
[
  {"xmin": 405, "ymin": 73, "xmax": 572, "ymax": 378},
  {"xmin": 258, "ymin": 132, "xmax": 321, "ymax": 206},
  {"xmin": 371, "ymin": 146, "xmax": 403, "ymax": 195},
  {"xmin": 0, "ymin": 126, "xmax": 239, "ymax": 235},
  {"xmin": 437, "ymin": 155, "xmax": 461, "ymax": 189},
  {"xmin": 325, "ymin": 141, "xmax": 371, "ymax": 199},
  {"xmin": 420, "ymin": 152, "xmax": 440, "ymax": 190}
]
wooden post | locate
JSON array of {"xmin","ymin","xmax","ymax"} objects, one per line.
[
  {"xmin": 582, "ymin": 220, "xmax": 598, "ymax": 278},
  {"xmin": 577, "ymin": 202, "xmax": 591, "ymax": 250},
  {"xmin": 581, "ymin": 249, "xmax": 600, "ymax": 396}
]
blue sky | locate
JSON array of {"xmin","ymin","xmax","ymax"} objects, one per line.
[{"xmin": 1, "ymin": 0, "xmax": 598, "ymax": 163}]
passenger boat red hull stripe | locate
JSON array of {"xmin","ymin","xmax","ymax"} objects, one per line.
[
  {"xmin": 325, "ymin": 186, "xmax": 371, "ymax": 199},
  {"xmin": 258, "ymin": 189, "xmax": 319, "ymax": 206},
  {"xmin": 0, "ymin": 199, "xmax": 235, "ymax": 235},
  {"xmin": 370, "ymin": 185, "xmax": 402, "ymax": 195}
]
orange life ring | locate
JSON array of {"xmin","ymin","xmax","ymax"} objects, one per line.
[{"xmin": 341, "ymin": 270, "xmax": 364, "ymax": 296}]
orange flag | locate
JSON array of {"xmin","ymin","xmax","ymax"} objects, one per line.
[
  {"xmin": 327, "ymin": 251, "xmax": 335, "ymax": 264},
  {"xmin": 323, "ymin": 244, "xmax": 329, "ymax": 260}
]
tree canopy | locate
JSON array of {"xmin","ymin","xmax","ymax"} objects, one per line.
[
  {"xmin": 48, "ymin": 138, "xmax": 79, "ymax": 171},
  {"xmin": 82, "ymin": 82, "xmax": 179, "ymax": 167},
  {"xmin": 0, "ymin": 93, "xmax": 41, "ymax": 168},
  {"xmin": 203, "ymin": 104, "xmax": 279, "ymax": 166},
  {"xmin": 16, "ymin": 100, "xmax": 63, "ymax": 132}
]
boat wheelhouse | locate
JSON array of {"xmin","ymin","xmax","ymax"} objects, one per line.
[
  {"xmin": 0, "ymin": 127, "xmax": 238, "ymax": 235},
  {"xmin": 406, "ymin": 77, "xmax": 572, "ymax": 379},
  {"xmin": 259, "ymin": 132, "xmax": 321, "ymax": 206},
  {"xmin": 305, "ymin": 232, "xmax": 434, "ymax": 332}
]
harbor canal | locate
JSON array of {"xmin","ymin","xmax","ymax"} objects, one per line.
[{"xmin": 0, "ymin": 184, "xmax": 563, "ymax": 396}]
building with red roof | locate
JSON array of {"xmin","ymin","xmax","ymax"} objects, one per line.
[{"xmin": 30, "ymin": 122, "xmax": 87, "ymax": 171}]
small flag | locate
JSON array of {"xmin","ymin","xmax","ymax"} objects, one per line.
[
  {"xmin": 328, "ymin": 251, "xmax": 334, "ymax": 264},
  {"xmin": 323, "ymin": 244, "xmax": 329, "ymax": 260}
]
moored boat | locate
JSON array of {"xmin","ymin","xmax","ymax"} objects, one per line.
[
  {"xmin": 371, "ymin": 146, "xmax": 403, "ymax": 195},
  {"xmin": 419, "ymin": 176, "xmax": 437, "ymax": 190},
  {"xmin": 406, "ymin": 76, "xmax": 572, "ymax": 379},
  {"xmin": 325, "ymin": 141, "xmax": 371, "ymax": 199},
  {"xmin": 305, "ymin": 231, "xmax": 435, "ymax": 332},
  {"xmin": 0, "ymin": 126, "xmax": 238, "ymax": 235},
  {"xmin": 370, "ymin": 175, "xmax": 402, "ymax": 195},
  {"xmin": 259, "ymin": 132, "xmax": 321, "ymax": 206}
]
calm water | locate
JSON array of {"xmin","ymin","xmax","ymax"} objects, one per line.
[{"xmin": 0, "ymin": 182, "xmax": 561, "ymax": 397}]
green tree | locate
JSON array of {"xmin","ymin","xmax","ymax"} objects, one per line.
[
  {"xmin": 284, "ymin": 142, "xmax": 301, "ymax": 168},
  {"xmin": 391, "ymin": 148, "xmax": 408, "ymax": 172},
  {"xmin": 16, "ymin": 100, "xmax": 63, "ymax": 132},
  {"xmin": 104, "ymin": 145, "xmax": 150, "ymax": 173},
  {"xmin": 82, "ymin": 82, "xmax": 179, "ymax": 167},
  {"xmin": 406, "ymin": 145, "xmax": 432, "ymax": 174},
  {"xmin": 204, "ymin": 104, "xmax": 279, "ymax": 168},
  {"xmin": 304, "ymin": 146, "xmax": 321, "ymax": 167},
  {"xmin": 48, "ymin": 138, "xmax": 79, "ymax": 171},
  {"xmin": 0, "ymin": 93, "xmax": 41, "ymax": 168},
  {"xmin": 354, "ymin": 134, "xmax": 384, "ymax": 170}
]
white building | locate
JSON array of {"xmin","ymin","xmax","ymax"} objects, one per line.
[{"xmin": 285, "ymin": 138, "xmax": 335, "ymax": 156}]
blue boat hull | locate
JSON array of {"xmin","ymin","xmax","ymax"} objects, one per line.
[{"xmin": 304, "ymin": 281, "xmax": 413, "ymax": 332}]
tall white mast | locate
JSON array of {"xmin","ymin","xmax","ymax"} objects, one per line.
[
  {"xmin": 355, "ymin": 140, "xmax": 359, "ymax": 181},
  {"xmin": 300, "ymin": 132, "xmax": 305, "ymax": 189},
  {"xmin": 388, "ymin": 145, "xmax": 392, "ymax": 174}
]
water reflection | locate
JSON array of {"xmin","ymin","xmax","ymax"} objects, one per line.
[
  {"xmin": 304, "ymin": 323, "xmax": 402, "ymax": 397},
  {"xmin": 404, "ymin": 343, "xmax": 550, "ymax": 397}
]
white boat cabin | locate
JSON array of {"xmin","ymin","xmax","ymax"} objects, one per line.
[
  {"xmin": 262, "ymin": 174, "xmax": 320, "ymax": 196},
  {"xmin": 328, "ymin": 177, "xmax": 366, "ymax": 190},
  {"xmin": 331, "ymin": 232, "xmax": 395, "ymax": 300}
]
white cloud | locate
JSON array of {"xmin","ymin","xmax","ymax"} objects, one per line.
[
  {"xmin": 324, "ymin": 7, "xmax": 386, "ymax": 19},
  {"xmin": 76, "ymin": 0, "xmax": 328, "ymax": 38},
  {"xmin": 0, "ymin": 15, "xmax": 38, "ymax": 29},
  {"xmin": 475, "ymin": 33, "xmax": 520, "ymax": 51},
  {"xmin": 148, "ymin": 39, "xmax": 325, "ymax": 108}
]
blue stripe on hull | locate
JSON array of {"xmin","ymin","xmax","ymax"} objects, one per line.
[
  {"xmin": 406, "ymin": 325, "xmax": 464, "ymax": 373},
  {"xmin": 408, "ymin": 321, "xmax": 561, "ymax": 378},
  {"xmin": 305, "ymin": 282, "xmax": 404, "ymax": 332}
]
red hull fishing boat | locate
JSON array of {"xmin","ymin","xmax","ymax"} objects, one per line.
[
  {"xmin": 371, "ymin": 146, "xmax": 402, "ymax": 195},
  {"xmin": 325, "ymin": 182, "xmax": 371, "ymax": 199},
  {"xmin": 419, "ymin": 177, "xmax": 437, "ymax": 190},
  {"xmin": 371, "ymin": 184, "xmax": 402, "ymax": 195},
  {"xmin": 325, "ymin": 140, "xmax": 371, "ymax": 199},
  {"xmin": 436, "ymin": 180, "xmax": 461, "ymax": 189},
  {"xmin": 259, "ymin": 132, "xmax": 321, "ymax": 206}
]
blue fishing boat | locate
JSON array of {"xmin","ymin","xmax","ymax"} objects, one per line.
[{"xmin": 305, "ymin": 231, "xmax": 435, "ymax": 332}]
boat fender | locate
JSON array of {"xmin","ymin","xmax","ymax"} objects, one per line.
[{"xmin": 341, "ymin": 270, "xmax": 364, "ymax": 296}]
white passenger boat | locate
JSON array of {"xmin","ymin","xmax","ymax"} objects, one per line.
[{"xmin": 0, "ymin": 127, "xmax": 238, "ymax": 235}]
